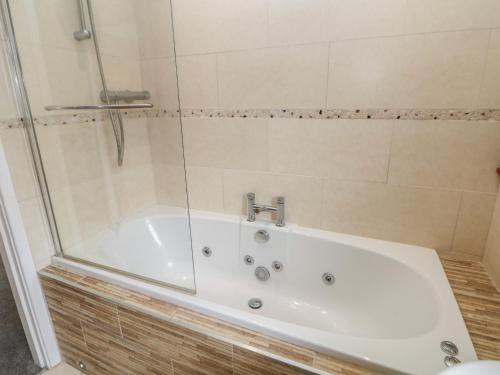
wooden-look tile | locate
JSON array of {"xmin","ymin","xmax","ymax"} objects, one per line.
[
  {"xmin": 119, "ymin": 306, "xmax": 233, "ymax": 375},
  {"xmin": 48, "ymin": 307, "xmax": 86, "ymax": 351},
  {"xmin": 441, "ymin": 256, "xmax": 500, "ymax": 360},
  {"xmin": 173, "ymin": 307, "xmax": 317, "ymax": 365},
  {"xmin": 48, "ymin": 304, "xmax": 123, "ymax": 375},
  {"xmin": 41, "ymin": 277, "xmax": 122, "ymax": 337},
  {"xmin": 232, "ymin": 346, "xmax": 313, "ymax": 375},
  {"xmin": 82, "ymin": 321, "xmax": 174, "ymax": 375},
  {"xmin": 42, "ymin": 266, "xmax": 86, "ymax": 283},
  {"xmin": 313, "ymin": 353, "xmax": 381, "ymax": 375},
  {"xmin": 77, "ymin": 276, "xmax": 177, "ymax": 317},
  {"xmin": 59, "ymin": 339, "xmax": 125, "ymax": 375}
]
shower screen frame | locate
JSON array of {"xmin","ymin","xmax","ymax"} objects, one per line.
[
  {"xmin": 0, "ymin": 0, "xmax": 196, "ymax": 294},
  {"xmin": 0, "ymin": 0, "xmax": 62, "ymax": 369},
  {"xmin": 0, "ymin": 0, "xmax": 64, "ymax": 258}
]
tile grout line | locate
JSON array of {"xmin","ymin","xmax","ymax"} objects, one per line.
[
  {"xmin": 174, "ymin": 26, "xmax": 500, "ymax": 59},
  {"xmin": 476, "ymin": 29, "xmax": 494, "ymax": 108},
  {"xmin": 449, "ymin": 192, "xmax": 464, "ymax": 253}
]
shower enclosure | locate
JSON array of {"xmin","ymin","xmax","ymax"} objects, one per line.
[{"xmin": 2, "ymin": 0, "xmax": 195, "ymax": 291}]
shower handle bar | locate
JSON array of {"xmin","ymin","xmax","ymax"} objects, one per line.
[{"xmin": 44, "ymin": 103, "xmax": 154, "ymax": 111}]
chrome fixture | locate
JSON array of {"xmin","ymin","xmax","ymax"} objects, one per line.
[
  {"xmin": 255, "ymin": 266, "xmax": 270, "ymax": 281},
  {"xmin": 247, "ymin": 193, "xmax": 285, "ymax": 227},
  {"xmin": 248, "ymin": 298, "xmax": 263, "ymax": 310},
  {"xmin": 202, "ymin": 247, "xmax": 212, "ymax": 257},
  {"xmin": 77, "ymin": 361, "xmax": 87, "ymax": 371},
  {"xmin": 322, "ymin": 272, "xmax": 335, "ymax": 285},
  {"xmin": 51, "ymin": 0, "xmax": 154, "ymax": 166},
  {"xmin": 243, "ymin": 255, "xmax": 254, "ymax": 265},
  {"xmin": 73, "ymin": 0, "xmax": 91, "ymax": 40},
  {"xmin": 440, "ymin": 341, "xmax": 459, "ymax": 356},
  {"xmin": 271, "ymin": 261, "xmax": 283, "ymax": 272},
  {"xmin": 45, "ymin": 103, "xmax": 153, "ymax": 111},
  {"xmin": 254, "ymin": 229, "xmax": 270, "ymax": 244},
  {"xmin": 100, "ymin": 90, "xmax": 151, "ymax": 103},
  {"xmin": 444, "ymin": 356, "xmax": 461, "ymax": 367}
]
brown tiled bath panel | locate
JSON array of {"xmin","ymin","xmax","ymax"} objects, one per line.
[{"xmin": 39, "ymin": 256, "xmax": 500, "ymax": 375}]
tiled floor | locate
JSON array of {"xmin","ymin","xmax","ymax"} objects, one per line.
[{"xmin": 41, "ymin": 363, "xmax": 81, "ymax": 375}]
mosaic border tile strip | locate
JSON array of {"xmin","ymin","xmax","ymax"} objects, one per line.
[
  {"xmin": 39, "ymin": 256, "xmax": 500, "ymax": 375},
  {"xmin": 3, "ymin": 107, "xmax": 500, "ymax": 131},
  {"xmin": 182, "ymin": 108, "xmax": 500, "ymax": 121},
  {"xmin": 33, "ymin": 108, "xmax": 178, "ymax": 127}
]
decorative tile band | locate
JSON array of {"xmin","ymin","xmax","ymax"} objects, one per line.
[
  {"xmin": 2, "ymin": 107, "xmax": 500, "ymax": 130},
  {"xmin": 182, "ymin": 108, "xmax": 500, "ymax": 121},
  {"xmin": 34, "ymin": 107, "xmax": 178, "ymax": 127}
]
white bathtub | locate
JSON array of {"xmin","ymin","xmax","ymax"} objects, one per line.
[{"xmin": 53, "ymin": 206, "xmax": 476, "ymax": 375}]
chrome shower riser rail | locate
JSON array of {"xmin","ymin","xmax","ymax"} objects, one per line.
[{"xmin": 44, "ymin": 103, "xmax": 153, "ymax": 111}]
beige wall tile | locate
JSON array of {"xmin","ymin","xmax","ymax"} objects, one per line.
[
  {"xmin": 97, "ymin": 31, "xmax": 140, "ymax": 62},
  {"xmin": 186, "ymin": 166, "xmax": 224, "ymax": 212},
  {"xmin": 171, "ymin": 0, "xmax": 268, "ymax": 56},
  {"xmin": 405, "ymin": 0, "xmax": 500, "ymax": 34},
  {"xmin": 91, "ymin": 0, "xmax": 138, "ymax": 44},
  {"xmin": 10, "ymin": 0, "xmax": 85, "ymax": 50},
  {"xmin": 183, "ymin": 117, "xmax": 268, "ymax": 171},
  {"xmin": 93, "ymin": 0, "xmax": 141, "ymax": 61},
  {"xmin": 479, "ymin": 30, "xmax": 500, "ymax": 108},
  {"xmin": 101, "ymin": 118, "xmax": 153, "ymax": 172},
  {"xmin": 34, "ymin": 125, "xmax": 69, "ymax": 192},
  {"xmin": 50, "ymin": 188, "xmax": 83, "ymax": 250},
  {"xmin": 0, "ymin": 129, "xmax": 39, "ymax": 202},
  {"xmin": 452, "ymin": 192, "xmax": 496, "ymax": 256},
  {"xmin": 484, "ymin": 193, "xmax": 500, "ymax": 288},
  {"xmin": 148, "ymin": 118, "xmax": 185, "ymax": 166},
  {"xmin": 322, "ymin": 180, "xmax": 461, "ymax": 251},
  {"xmin": 41, "ymin": 46, "xmax": 101, "ymax": 108},
  {"xmin": 268, "ymin": 0, "xmax": 330, "ymax": 46},
  {"xmin": 112, "ymin": 165, "xmax": 156, "ymax": 218},
  {"xmin": 50, "ymin": 179, "xmax": 116, "ymax": 249},
  {"xmin": 134, "ymin": 0, "xmax": 175, "ymax": 59},
  {"xmin": 37, "ymin": 123, "xmax": 105, "ymax": 190},
  {"xmin": 223, "ymin": 170, "xmax": 322, "ymax": 228},
  {"xmin": 328, "ymin": 0, "xmax": 406, "ymax": 41},
  {"xmin": 269, "ymin": 119, "xmax": 392, "ymax": 182},
  {"xmin": 141, "ymin": 57, "xmax": 179, "ymax": 110},
  {"xmin": 177, "ymin": 54, "xmax": 219, "ymax": 109},
  {"xmin": 100, "ymin": 54, "xmax": 143, "ymax": 92},
  {"xmin": 13, "ymin": 43, "xmax": 50, "ymax": 116},
  {"xmin": 389, "ymin": 121, "xmax": 500, "ymax": 193},
  {"xmin": 154, "ymin": 164, "xmax": 189, "ymax": 208},
  {"xmin": 269, "ymin": 0, "xmax": 406, "ymax": 46},
  {"xmin": 328, "ymin": 31, "xmax": 490, "ymax": 109},
  {"xmin": 19, "ymin": 197, "xmax": 54, "ymax": 269},
  {"xmin": 218, "ymin": 44, "xmax": 329, "ymax": 109},
  {"xmin": 0, "ymin": 41, "xmax": 18, "ymax": 119}
]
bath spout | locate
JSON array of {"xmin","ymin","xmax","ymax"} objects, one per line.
[{"xmin": 247, "ymin": 193, "xmax": 285, "ymax": 227}]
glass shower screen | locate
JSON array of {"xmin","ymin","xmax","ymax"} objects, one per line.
[{"xmin": 7, "ymin": 0, "xmax": 195, "ymax": 291}]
